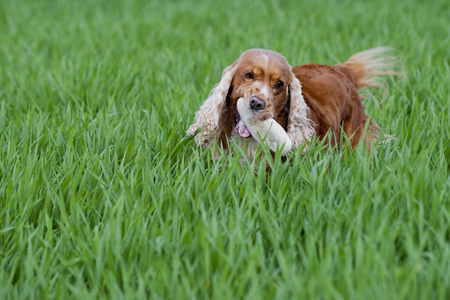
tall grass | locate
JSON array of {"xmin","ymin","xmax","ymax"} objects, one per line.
[{"xmin": 0, "ymin": 0, "xmax": 449, "ymax": 299}]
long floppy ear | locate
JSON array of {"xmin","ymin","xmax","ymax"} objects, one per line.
[
  {"xmin": 287, "ymin": 74, "xmax": 315, "ymax": 149},
  {"xmin": 187, "ymin": 60, "xmax": 239, "ymax": 147}
]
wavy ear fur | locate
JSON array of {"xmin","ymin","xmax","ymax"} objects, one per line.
[
  {"xmin": 187, "ymin": 61, "xmax": 238, "ymax": 147},
  {"xmin": 287, "ymin": 74, "xmax": 315, "ymax": 149}
]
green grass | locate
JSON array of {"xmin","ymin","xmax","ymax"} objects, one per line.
[{"xmin": 0, "ymin": 0, "xmax": 449, "ymax": 299}]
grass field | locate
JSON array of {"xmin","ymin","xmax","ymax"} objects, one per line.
[{"xmin": 0, "ymin": 0, "xmax": 449, "ymax": 299}]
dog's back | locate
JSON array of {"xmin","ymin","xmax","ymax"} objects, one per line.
[{"xmin": 293, "ymin": 47, "xmax": 399, "ymax": 149}]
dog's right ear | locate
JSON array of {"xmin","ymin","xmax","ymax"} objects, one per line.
[
  {"xmin": 287, "ymin": 74, "xmax": 315, "ymax": 150},
  {"xmin": 187, "ymin": 60, "xmax": 239, "ymax": 147}
]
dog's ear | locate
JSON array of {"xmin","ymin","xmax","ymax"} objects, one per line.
[
  {"xmin": 287, "ymin": 74, "xmax": 315, "ymax": 150},
  {"xmin": 187, "ymin": 60, "xmax": 239, "ymax": 147}
]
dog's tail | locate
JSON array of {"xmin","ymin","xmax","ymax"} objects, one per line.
[
  {"xmin": 340, "ymin": 47, "xmax": 401, "ymax": 148},
  {"xmin": 340, "ymin": 47, "xmax": 401, "ymax": 92}
]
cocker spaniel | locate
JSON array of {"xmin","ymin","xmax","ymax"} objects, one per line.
[{"xmin": 187, "ymin": 48, "xmax": 397, "ymax": 157}]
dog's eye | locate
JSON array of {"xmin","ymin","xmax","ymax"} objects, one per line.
[
  {"xmin": 245, "ymin": 73, "xmax": 254, "ymax": 79},
  {"xmin": 275, "ymin": 81, "xmax": 284, "ymax": 89}
]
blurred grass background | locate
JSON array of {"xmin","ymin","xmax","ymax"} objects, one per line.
[{"xmin": 0, "ymin": 0, "xmax": 449, "ymax": 299}]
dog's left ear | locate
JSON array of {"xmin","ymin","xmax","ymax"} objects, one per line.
[
  {"xmin": 187, "ymin": 60, "xmax": 239, "ymax": 147},
  {"xmin": 287, "ymin": 73, "xmax": 315, "ymax": 149}
]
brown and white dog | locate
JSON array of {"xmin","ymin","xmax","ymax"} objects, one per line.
[{"xmin": 187, "ymin": 48, "xmax": 398, "ymax": 156}]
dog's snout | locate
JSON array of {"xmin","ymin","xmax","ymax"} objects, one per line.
[{"xmin": 249, "ymin": 96, "xmax": 266, "ymax": 111}]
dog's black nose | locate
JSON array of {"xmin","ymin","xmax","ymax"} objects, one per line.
[{"xmin": 249, "ymin": 96, "xmax": 266, "ymax": 111}]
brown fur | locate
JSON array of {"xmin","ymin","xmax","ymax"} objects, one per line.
[{"xmin": 293, "ymin": 63, "xmax": 371, "ymax": 148}]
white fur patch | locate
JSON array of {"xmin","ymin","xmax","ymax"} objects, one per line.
[{"xmin": 260, "ymin": 83, "xmax": 271, "ymax": 100}]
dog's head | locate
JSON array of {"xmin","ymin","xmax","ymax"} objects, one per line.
[{"xmin": 187, "ymin": 49, "xmax": 314, "ymax": 152}]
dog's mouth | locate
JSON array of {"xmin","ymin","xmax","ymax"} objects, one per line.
[{"xmin": 235, "ymin": 112, "xmax": 251, "ymax": 138}]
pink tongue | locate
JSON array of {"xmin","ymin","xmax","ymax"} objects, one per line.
[{"xmin": 235, "ymin": 119, "xmax": 251, "ymax": 138}]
